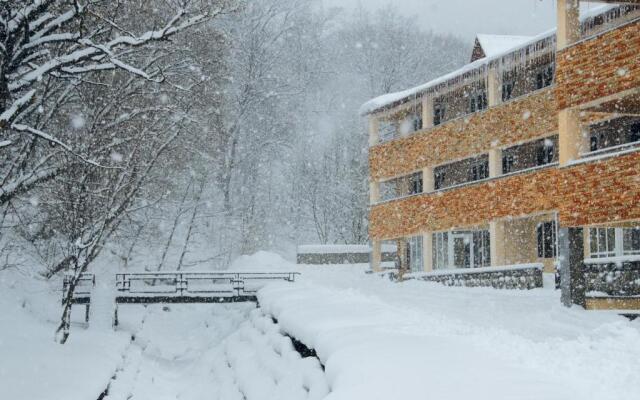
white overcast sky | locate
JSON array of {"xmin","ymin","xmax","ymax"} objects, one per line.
[{"xmin": 323, "ymin": 0, "xmax": 607, "ymax": 40}]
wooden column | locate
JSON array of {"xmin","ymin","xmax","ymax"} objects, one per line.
[
  {"xmin": 490, "ymin": 220, "xmax": 506, "ymax": 267},
  {"xmin": 487, "ymin": 67, "xmax": 501, "ymax": 107},
  {"xmin": 368, "ymin": 116, "xmax": 379, "ymax": 146},
  {"xmin": 557, "ymin": 0, "xmax": 581, "ymax": 50},
  {"xmin": 370, "ymin": 240, "xmax": 382, "ymax": 272},
  {"xmin": 489, "ymin": 148, "xmax": 503, "ymax": 178},
  {"xmin": 422, "ymin": 166, "xmax": 434, "ymax": 193},
  {"xmin": 422, "ymin": 96, "xmax": 434, "ymax": 130},
  {"xmin": 423, "ymin": 232, "xmax": 433, "ymax": 272},
  {"xmin": 558, "ymin": 108, "xmax": 588, "ymax": 166},
  {"xmin": 370, "ymin": 180, "xmax": 380, "ymax": 204}
]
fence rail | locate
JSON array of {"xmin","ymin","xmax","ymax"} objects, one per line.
[
  {"xmin": 62, "ymin": 273, "xmax": 95, "ymax": 304},
  {"xmin": 580, "ymin": 5, "xmax": 640, "ymax": 40},
  {"xmin": 115, "ymin": 271, "xmax": 299, "ymax": 299}
]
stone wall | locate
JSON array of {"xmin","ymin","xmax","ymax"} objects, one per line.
[
  {"xmin": 409, "ymin": 265, "xmax": 543, "ymax": 290},
  {"xmin": 556, "ymin": 19, "xmax": 640, "ymax": 110},
  {"xmin": 585, "ymin": 261, "xmax": 640, "ymax": 297},
  {"xmin": 370, "ymin": 151, "xmax": 640, "ymax": 240}
]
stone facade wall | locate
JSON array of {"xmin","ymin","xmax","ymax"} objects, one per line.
[
  {"xmin": 410, "ymin": 266, "xmax": 543, "ymax": 290},
  {"xmin": 370, "ymin": 89, "xmax": 557, "ymax": 180},
  {"xmin": 556, "ymin": 19, "xmax": 640, "ymax": 110},
  {"xmin": 585, "ymin": 261, "xmax": 640, "ymax": 297},
  {"xmin": 370, "ymin": 151, "xmax": 640, "ymax": 240}
]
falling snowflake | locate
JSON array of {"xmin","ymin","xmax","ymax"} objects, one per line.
[
  {"xmin": 111, "ymin": 152, "xmax": 123, "ymax": 162},
  {"xmin": 70, "ymin": 114, "xmax": 85, "ymax": 129}
]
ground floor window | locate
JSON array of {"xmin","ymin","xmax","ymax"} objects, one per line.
[
  {"xmin": 407, "ymin": 236, "xmax": 423, "ymax": 272},
  {"xmin": 432, "ymin": 230, "xmax": 490, "ymax": 269},
  {"xmin": 433, "ymin": 232, "xmax": 449, "ymax": 270},
  {"xmin": 589, "ymin": 226, "xmax": 640, "ymax": 258},
  {"xmin": 472, "ymin": 230, "xmax": 491, "ymax": 268},
  {"xmin": 537, "ymin": 221, "xmax": 557, "ymax": 258}
]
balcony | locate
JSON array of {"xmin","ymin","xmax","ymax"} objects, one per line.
[
  {"xmin": 556, "ymin": 17, "xmax": 640, "ymax": 111},
  {"xmin": 369, "ymin": 88, "xmax": 557, "ymax": 181},
  {"xmin": 579, "ymin": 4, "xmax": 640, "ymax": 42},
  {"xmin": 370, "ymin": 150, "xmax": 640, "ymax": 240}
]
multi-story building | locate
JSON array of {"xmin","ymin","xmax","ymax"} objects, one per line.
[{"xmin": 363, "ymin": 1, "xmax": 640, "ymax": 310}]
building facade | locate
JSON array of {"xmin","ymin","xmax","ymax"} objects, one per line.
[{"xmin": 363, "ymin": 1, "xmax": 640, "ymax": 310}]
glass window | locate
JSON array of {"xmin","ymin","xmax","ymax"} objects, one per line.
[
  {"xmin": 408, "ymin": 236, "xmax": 423, "ymax": 273},
  {"xmin": 473, "ymin": 230, "xmax": 491, "ymax": 268},
  {"xmin": 630, "ymin": 123, "xmax": 640, "ymax": 144},
  {"xmin": 408, "ymin": 172, "xmax": 423, "ymax": 195},
  {"xmin": 412, "ymin": 113, "xmax": 423, "ymax": 132},
  {"xmin": 536, "ymin": 221, "xmax": 557, "ymax": 258},
  {"xmin": 400, "ymin": 112, "xmax": 422, "ymax": 136},
  {"xmin": 502, "ymin": 153, "xmax": 515, "ymax": 174},
  {"xmin": 433, "ymin": 102, "xmax": 446, "ymax": 126},
  {"xmin": 590, "ymin": 226, "xmax": 640, "ymax": 258},
  {"xmin": 536, "ymin": 140, "xmax": 555, "ymax": 166},
  {"xmin": 502, "ymin": 80, "xmax": 514, "ymax": 102},
  {"xmin": 432, "ymin": 232, "xmax": 449, "ymax": 270},
  {"xmin": 589, "ymin": 227, "xmax": 617, "ymax": 258},
  {"xmin": 535, "ymin": 64, "xmax": 554, "ymax": 90},
  {"xmin": 468, "ymin": 89, "xmax": 487, "ymax": 113},
  {"xmin": 378, "ymin": 120, "xmax": 396, "ymax": 142},
  {"xmin": 380, "ymin": 172, "xmax": 423, "ymax": 202},
  {"xmin": 434, "ymin": 170, "xmax": 446, "ymax": 190},
  {"xmin": 469, "ymin": 160, "xmax": 489, "ymax": 181},
  {"xmin": 623, "ymin": 227, "xmax": 640, "ymax": 255}
]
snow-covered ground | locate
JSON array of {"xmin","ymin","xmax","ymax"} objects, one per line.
[
  {"xmin": 0, "ymin": 261, "xmax": 327, "ymax": 400},
  {"xmin": 105, "ymin": 304, "xmax": 327, "ymax": 400},
  {"xmin": 259, "ymin": 262, "xmax": 640, "ymax": 400},
  {"xmin": 2, "ymin": 252, "xmax": 639, "ymax": 400},
  {"xmin": 0, "ymin": 271, "xmax": 130, "ymax": 400}
]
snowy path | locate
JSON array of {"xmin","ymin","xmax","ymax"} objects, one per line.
[
  {"xmin": 104, "ymin": 303, "xmax": 328, "ymax": 400},
  {"xmin": 259, "ymin": 267, "xmax": 640, "ymax": 400}
]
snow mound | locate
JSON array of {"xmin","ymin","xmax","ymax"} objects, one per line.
[{"xmin": 228, "ymin": 251, "xmax": 296, "ymax": 272}]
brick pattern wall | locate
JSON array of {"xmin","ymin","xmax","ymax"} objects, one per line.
[
  {"xmin": 556, "ymin": 19, "xmax": 640, "ymax": 110},
  {"xmin": 370, "ymin": 151, "xmax": 640, "ymax": 240},
  {"xmin": 370, "ymin": 89, "xmax": 558, "ymax": 180}
]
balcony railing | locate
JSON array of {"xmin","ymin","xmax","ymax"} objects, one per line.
[
  {"xmin": 580, "ymin": 5, "xmax": 640, "ymax": 42},
  {"xmin": 369, "ymin": 5, "xmax": 638, "ymax": 147}
]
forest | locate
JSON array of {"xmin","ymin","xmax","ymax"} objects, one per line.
[{"xmin": 1, "ymin": 1, "xmax": 466, "ymax": 280}]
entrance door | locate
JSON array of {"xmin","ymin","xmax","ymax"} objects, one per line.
[{"xmin": 451, "ymin": 233, "xmax": 473, "ymax": 269}]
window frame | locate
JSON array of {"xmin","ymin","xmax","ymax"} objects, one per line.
[
  {"xmin": 469, "ymin": 160, "xmax": 489, "ymax": 182},
  {"xmin": 433, "ymin": 102, "xmax": 446, "ymax": 126},
  {"xmin": 534, "ymin": 64, "xmax": 554, "ymax": 90},
  {"xmin": 536, "ymin": 140, "xmax": 555, "ymax": 166},
  {"xmin": 588, "ymin": 227, "xmax": 640, "ymax": 258},
  {"xmin": 536, "ymin": 221, "xmax": 557, "ymax": 259},
  {"xmin": 408, "ymin": 236, "xmax": 424, "ymax": 273},
  {"xmin": 432, "ymin": 232, "xmax": 449, "ymax": 270}
]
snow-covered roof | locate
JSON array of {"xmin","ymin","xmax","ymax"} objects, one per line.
[
  {"xmin": 359, "ymin": 4, "xmax": 617, "ymax": 116},
  {"xmin": 475, "ymin": 34, "xmax": 534, "ymax": 58}
]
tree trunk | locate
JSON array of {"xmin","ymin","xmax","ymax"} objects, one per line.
[{"xmin": 177, "ymin": 179, "xmax": 206, "ymax": 270}]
